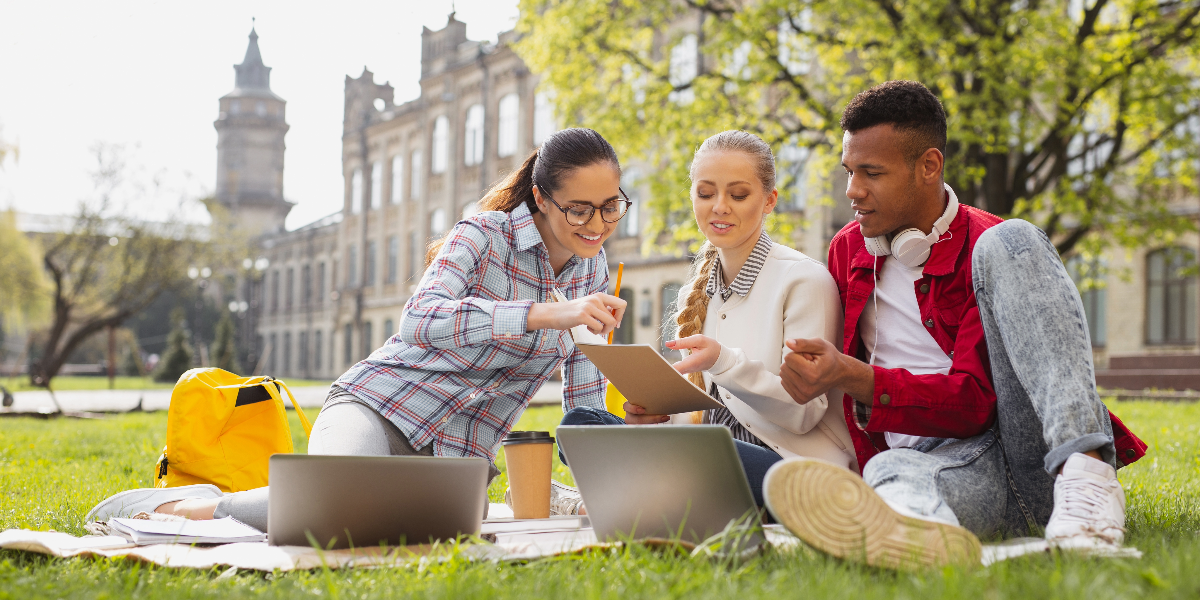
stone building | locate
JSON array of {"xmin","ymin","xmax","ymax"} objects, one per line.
[{"xmin": 224, "ymin": 16, "xmax": 1200, "ymax": 391}]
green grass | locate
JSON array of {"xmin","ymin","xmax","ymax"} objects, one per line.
[
  {"xmin": 0, "ymin": 376, "xmax": 333, "ymax": 393},
  {"xmin": 1, "ymin": 401, "xmax": 1199, "ymax": 599}
]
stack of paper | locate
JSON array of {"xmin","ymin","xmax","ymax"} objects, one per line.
[{"xmin": 108, "ymin": 517, "xmax": 265, "ymax": 545}]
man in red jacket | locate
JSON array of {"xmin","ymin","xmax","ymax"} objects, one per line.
[{"xmin": 765, "ymin": 81, "xmax": 1146, "ymax": 569}]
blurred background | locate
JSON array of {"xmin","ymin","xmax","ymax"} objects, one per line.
[{"xmin": 2, "ymin": 0, "xmax": 1199, "ymax": 399}]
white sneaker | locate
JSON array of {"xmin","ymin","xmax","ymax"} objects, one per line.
[
  {"xmin": 763, "ymin": 458, "xmax": 982, "ymax": 570},
  {"xmin": 503, "ymin": 480, "xmax": 585, "ymax": 516},
  {"xmin": 1045, "ymin": 453, "xmax": 1126, "ymax": 547},
  {"xmin": 85, "ymin": 485, "xmax": 224, "ymax": 523}
]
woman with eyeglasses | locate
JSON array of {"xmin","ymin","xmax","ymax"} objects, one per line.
[{"xmin": 85, "ymin": 128, "xmax": 630, "ymax": 528}]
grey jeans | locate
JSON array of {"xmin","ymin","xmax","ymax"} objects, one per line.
[
  {"xmin": 213, "ymin": 387, "xmax": 499, "ymax": 531},
  {"xmin": 865, "ymin": 219, "xmax": 1116, "ymax": 539}
]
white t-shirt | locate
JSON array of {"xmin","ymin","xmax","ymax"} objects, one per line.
[{"xmin": 858, "ymin": 256, "xmax": 952, "ymax": 449}]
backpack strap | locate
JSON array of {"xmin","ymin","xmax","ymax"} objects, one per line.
[
  {"xmin": 217, "ymin": 376, "xmax": 314, "ymax": 438},
  {"xmin": 266, "ymin": 379, "xmax": 313, "ymax": 438}
]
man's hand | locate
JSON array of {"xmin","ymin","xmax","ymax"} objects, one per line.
[
  {"xmin": 781, "ymin": 338, "xmax": 875, "ymax": 405},
  {"xmin": 623, "ymin": 402, "xmax": 669, "ymax": 424},
  {"xmin": 665, "ymin": 335, "xmax": 720, "ymax": 374},
  {"xmin": 526, "ymin": 293, "xmax": 627, "ymax": 337}
]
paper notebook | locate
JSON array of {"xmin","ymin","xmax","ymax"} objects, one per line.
[{"xmin": 108, "ymin": 516, "xmax": 266, "ymax": 545}]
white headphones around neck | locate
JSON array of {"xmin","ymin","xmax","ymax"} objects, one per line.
[{"xmin": 864, "ymin": 184, "xmax": 960, "ymax": 268}]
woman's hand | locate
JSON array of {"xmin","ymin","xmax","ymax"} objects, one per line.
[
  {"xmin": 666, "ymin": 335, "xmax": 721, "ymax": 374},
  {"xmin": 623, "ymin": 402, "xmax": 669, "ymax": 424},
  {"xmin": 526, "ymin": 293, "xmax": 627, "ymax": 337}
]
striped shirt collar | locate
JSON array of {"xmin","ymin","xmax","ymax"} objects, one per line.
[{"xmin": 705, "ymin": 230, "xmax": 773, "ymax": 301}]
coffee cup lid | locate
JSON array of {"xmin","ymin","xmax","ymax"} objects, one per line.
[{"xmin": 502, "ymin": 430, "xmax": 555, "ymax": 445}]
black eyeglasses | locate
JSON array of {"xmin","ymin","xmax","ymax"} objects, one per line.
[{"xmin": 541, "ymin": 188, "xmax": 632, "ymax": 226}]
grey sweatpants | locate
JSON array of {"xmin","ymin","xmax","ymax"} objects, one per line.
[
  {"xmin": 213, "ymin": 388, "xmax": 498, "ymax": 531},
  {"xmin": 865, "ymin": 219, "xmax": 1117, "ymax": 539}
]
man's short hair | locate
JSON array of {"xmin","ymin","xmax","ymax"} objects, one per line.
[{"xmin": 840, "ymin": 80, "xmax": 947, "ymax": 164}]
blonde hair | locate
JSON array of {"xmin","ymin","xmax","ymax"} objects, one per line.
[{"xmin": 673, "ymin": 130, "xmax": 776, "ymax": 389}]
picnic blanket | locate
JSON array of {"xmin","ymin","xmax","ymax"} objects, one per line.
[{"xmin": 0, "ymin": 505, "xmax": 1141, "ymax": 571}]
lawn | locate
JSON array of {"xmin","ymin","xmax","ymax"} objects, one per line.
[{"xmin": 1, "ymin": 401, "xmax": 1198, "ymax": 599}]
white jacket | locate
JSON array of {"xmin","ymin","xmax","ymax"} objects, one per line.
[{"xmin": 696, "ymin": 243, "xmax": 858, "ymax": 472}]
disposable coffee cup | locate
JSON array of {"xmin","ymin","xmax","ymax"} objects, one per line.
[{"xmin": 502, "ymin": 431, "xmax": 555, "ymax": 519}]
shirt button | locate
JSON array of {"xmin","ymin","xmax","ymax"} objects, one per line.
[
  {"xmin": 721, "ymin": 314, "xmax": 726, "ymax": 320},
  {"xmin": 1124, "ymin": 449, "xmax": 1135, "ymax": 459},
  {"xmin": 880, "ymin": 393, "xmax": 891, "ymax": 405},
  {"xmin": 919, "ymin": 284, "xmax": 930, "ymax": 294},
  {"xmin": 441, "ymin": 417, "xmax": 448, "ymax": 424},
  {"xmin": 924, "ymin": 319, "xmax": 934, "ymax": 328}
]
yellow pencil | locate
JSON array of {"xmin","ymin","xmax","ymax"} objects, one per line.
[{"xmin": 608, "ymin": 262, "xmax": 625, "ymax": 344}]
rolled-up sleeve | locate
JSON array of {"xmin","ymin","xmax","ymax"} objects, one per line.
[{"xmin": 400, "ymin": 221, "xmax": 532, "ymax": 349}]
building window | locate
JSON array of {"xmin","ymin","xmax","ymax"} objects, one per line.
[
  {"xmin": 391, "ymin": 155, "xmax": 404, "ymax": 203},
  {"xmin": 497, "ymin": 93, "xmax": 519, "ymax": 158},
  {"xmin": 362, "ymin": 321, "xmax": 373, "ymax": 359},
  {"xmin": 1146, "ymin": 247, "xmax": 1197, "ymax": 345},
  {"xmin": 1067, "ymin": 256, "xmax": 1107, "ymax": 347},
  {"xmin": 409, "ymin": 231, "xmax": 421, "ymax": 280},
  {"xmin": 660, "ymin": 282, "xmax": 682, "ymax": 356},
  {"xmin": 430, "ymin": 208, "xmax": 447, "ymax": 236},
  {"xmin": 347, "ymin": 245, "xmax": 358, "ymax": 286},
  {"xmin": 271, "ymin": 270, "xmax": 280, "ymax": 313},
  {"xmin": 613, "ymin": 287, "xmax": 635, "ymax": 344},
  {"xmin": 410, "ymin": 150, "xmax": 422, "ymax": 199},
  {"xmin": 383, "ymin": 319, "xmax": 394, "ymax": 346},
  {"xmin": 464, "ymin": 104, "xmax": 485, "ymax": 166},
  {"xmin": 316, "ymin": 262, "xmax": 325, "ymax": 306},
  {"xmin": 298, "ymin": 331, "xmax": 308, "ymax": 376},
  {"xmin": 350, "ymin": 168, "xmax": 363, "ymax": 214},
  {"xmin": 285, "ymin": 267, "xmax": 294, "ymax": 309},
  {"xmin": 370, "ymin": 161, "xmax": 382, "ymax": 210},
  {"xmin": 364, "ymin": 240, "xmax": 377, "ymax": 286},
  {"xmin": 255, "ymin": 101, "xmax": 267, "ymax": 116},
  {"xmin": 533, "ymin": 92, "xmax": 556, "ymax": 145},
  {"xmin": 302, "ymin": 264, "xmax": 312, "ymax": 306},
  {"xmin": 282, "ymin": 332, "xmax": 291, "ymax": 376},
  {"xmin": 314, "ymin": 330, "xmax": 323, "ymax": 377},
  {"xmin": 668, "ymin": 34, "xmax": 698, "ymax": 105},
  {"xmin": 432, "ymin": 116, "xmax": 449, "ymax": 174},
  {"xmin": 343, "ymin": 324, "xmax": 353, "ymax": 366},
  {"xmin": 230, "ymin": 100, "xmax": 241, "ymax": 115},
  {"xmin": 386, "ymin": 235, "xmax": 399, "ymax": 284}
]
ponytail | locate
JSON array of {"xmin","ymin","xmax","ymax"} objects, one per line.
[
  {"xmin": 674, "ymin": 242, "xmax": 719, "ymax": 389},
  {"xmin": 426, "ymin": 127, "xmax": 620, "ymax": 266}
]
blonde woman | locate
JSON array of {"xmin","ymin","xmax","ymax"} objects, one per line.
[{"xmin": 565, "ymin": 131, "xmax": 856, "ymax": 507}]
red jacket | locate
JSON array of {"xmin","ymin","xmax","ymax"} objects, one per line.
[{"xmin": 826, "ymin": 205, "xmax": 1147, "ymax": 472}]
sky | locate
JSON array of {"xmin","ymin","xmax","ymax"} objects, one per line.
[{"xmin": 0, "ymin": 0, "xmax": 521, "ymax": 230}]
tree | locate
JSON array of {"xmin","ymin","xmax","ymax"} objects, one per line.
[
  {"xmin": 154, "ymin": 309, "xmax": 194, "ymax": 383},
  {"xmin": 211, "ymin": 311, "xmax": 242, "ymax": 374},
  {"xmin": 28, "ymin": 144, "xmax": 202, "ymax": 388},
  {"xmin": 0, "ymin": 209, "xmax": 48, "ymax": 352},
  {"xmin": 517, "ymin": 0, "xmax": 1200, "ymax": 256}
]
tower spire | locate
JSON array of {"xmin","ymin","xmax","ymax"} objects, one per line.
[{"xmin": 234, "ymin": 22, "xmax": 270, "ymax": 91}]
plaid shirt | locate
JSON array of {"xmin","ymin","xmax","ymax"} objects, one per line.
[{"xmin": 335, "ymin": 202, "xmax": 609, "ymax": 463}]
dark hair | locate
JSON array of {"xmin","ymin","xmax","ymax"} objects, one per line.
[
  {"xmin": 427, "ymin": 127, "xmax": 620, "ymax": 265},
  {"xmin": 840, "ymin": 80, "xmax": 947, "ymax": 164}
]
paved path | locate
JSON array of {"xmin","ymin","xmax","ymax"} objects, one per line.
[{"xmin": 3, "ymin": 381, "xmax": 564, "ymax": 414}]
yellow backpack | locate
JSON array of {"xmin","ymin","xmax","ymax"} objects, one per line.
[{"xmin": 153, "ymin": 368, "xmax": 313, "ymax": 493}]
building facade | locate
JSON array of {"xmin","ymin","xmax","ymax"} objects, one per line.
[{"xmin": 225, "ymin": 16, "xmax": 1200, "ymax": 390}]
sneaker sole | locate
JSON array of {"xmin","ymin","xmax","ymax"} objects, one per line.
[{"xmin": 763, "ymin": 458, "xmax": 982, "ymax": 570}]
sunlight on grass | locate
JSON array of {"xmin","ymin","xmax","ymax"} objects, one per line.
[{"xmin": 0, "ymin": 401, "xmax": 1198, "ymax": 599}]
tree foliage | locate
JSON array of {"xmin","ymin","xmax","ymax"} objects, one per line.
[
  {"xmin": 0, "ymin": 209, "xmax": 48, "ymax": 331},
  {"xmin": 155, "ymin": 309, "xmax": 194, "ymax": 383},
  {"xmin": 211, "ymin": 311, "xmax": 241, "ymax": 375},
  {"xmin": 517, "ymin": 0, "xmax": 1200, "ymax": 255}
]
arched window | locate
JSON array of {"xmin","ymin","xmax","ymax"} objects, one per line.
[
  {"xmin": 1066, "ymin": 256, "xmax": 1107, "ymax": 347},
  {"xmin": 370, "ymin": 161, "xmax": 382, "ymax": 210},
  {"xmin": 431, "ymin": 116, "xmax": 449, "ymax": 174},
  {"xmin": 430, "ymin": 208, "xmax": 447, "ymax": 236},
  {"xmin": 464, "ymin": 104, "xmax": 485, "ymax": 166},
  {"xmin": 362, "ymin": 321, "xmax": 374, "ymax": 360},
  {"xmin": 410, "ymin": 150, "xmax": 422, "ymax": 199},
  {"xmin": 534, "ymin": 92, "xmax": 556, "ymax": 145},
  {"xmin": 391, "ymin": 155, "xmax": 404, "ymax": 203},
  {"xmin": 1146, "ymin": 247, "xmax": 1197, "ymax": 345},
  {"xmin": 497, "ymin": 94, "xmax": 519, "ymax": 157},
  {"xmin": 349, "ymin": 168, "xmax": 363, "ymax": 214},
  {"xmin": 383, "ymin": 319, "xmax": 395, "ymax": 346}
]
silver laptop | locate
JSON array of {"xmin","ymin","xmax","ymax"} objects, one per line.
[
  {"xmin": 268, "ymin": 454, "xmax": 488, "ymax": 549},
  {"xmin": 557, "ymin": 425, "xmax": 763, "ymax": 546}
]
